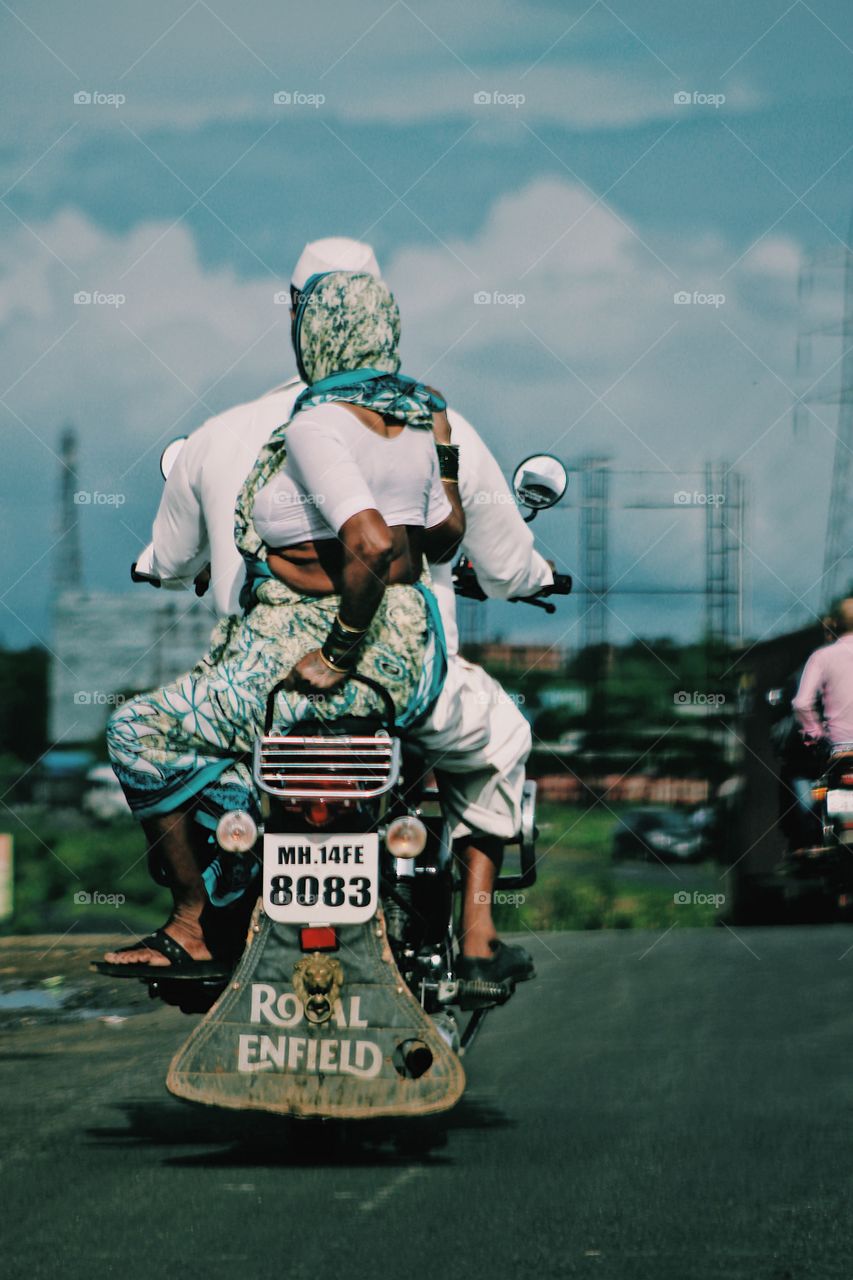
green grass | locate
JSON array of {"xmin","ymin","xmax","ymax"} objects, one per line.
[
  {"xmin": 493, "ymin": 803, "xmax": 721, "ymax": 933},
  {"xmin": 0, "ymin": 809, "xmax": 166, "ymax": 935},
  {"xmin": 0, "ymin": 802, "xmax": 722, "ymax": 936}
]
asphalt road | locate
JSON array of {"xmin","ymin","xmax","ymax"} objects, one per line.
[{"xmin": 3, "ymin": 925, "xmax": 853, "ymax": 1280}]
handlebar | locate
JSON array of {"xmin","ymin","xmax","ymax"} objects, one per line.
[
  {"xmin": 130, "ymin": 561, "xmax": 161, "ymax": 588},
  {"xmin": 132, "ymin": 555, "xmax": 573, "ymax": 611},
  {"xmin": 453, "ymin": 559, "xmax": 572, "ymax": 613}
]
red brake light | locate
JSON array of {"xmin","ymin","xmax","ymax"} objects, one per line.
[
  {"xmin": 306, "ymin": 800, "xmax": 333, "ymax": 827},
  {"xmin": 300, "ymin": 926, "xmax": 338, "ymax": 951}
]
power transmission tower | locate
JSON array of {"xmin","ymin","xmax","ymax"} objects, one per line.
[
  {"xmin": 704, "ymin": 461, "xmax": 744, "ymax": 647},
  {"xmin": 578, "ymin": 456, "xmax": 610, "ymax": 651},
  {"xmin": 822, "ymin": 224, "xmax": 853, "ymax": 606},
  {"xmin": 53, "ymin": 425, "xmax": 83, "ymax": 600}
]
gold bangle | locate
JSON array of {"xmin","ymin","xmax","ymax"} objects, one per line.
[
  {"xmin": 441, "ymin": 477, "xmax": 459, "ymax": 484},
  {"xmin": 317, "ymin": 650, "xmax": 349, "ymax": 673},
  {"xmin": 335, "ymin": 613, "xmax": 369, "ymax": 635}
]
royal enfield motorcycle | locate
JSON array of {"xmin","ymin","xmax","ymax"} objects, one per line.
[{"xmin": 96, "ymin": 449, "xmax": 571, "ymax": 1120}]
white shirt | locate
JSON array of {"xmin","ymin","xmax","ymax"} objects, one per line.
[
  {"xmin": 253, "ymin": 403, "xmax": 450, "ymax": 544},
  {"xmin": 139, "ymin": 379, "xmax": 554, "ymax": 649}
]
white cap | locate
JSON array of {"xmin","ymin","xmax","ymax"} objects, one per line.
[{"xmin": 290, "ymin": 237, "xmax": 382, "ymax": 290}]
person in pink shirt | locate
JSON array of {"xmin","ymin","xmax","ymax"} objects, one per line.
[{"xmin": 793, "ymin": 599, "xmax": 853, "ymax": 749}]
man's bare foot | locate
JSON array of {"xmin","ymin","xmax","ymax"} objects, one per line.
[{"xmin": 103, "ymin": 914, "xmax": 212, "ymax": 967}]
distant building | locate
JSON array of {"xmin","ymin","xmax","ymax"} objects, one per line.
[
  {"xmin": 536, "ymin": 773, "xmax": 710, "ymax": 806},
  {"xmin": 49, "ymin": 589, "xmax": 217, "ymax": 744},
  {"xmin": 475, "ymin": 642, "xmax": 569, "ymax": 674},
  {"xmin": 539, "ymin": 685, "xmax": 589, "ymax": 713},
  {"xmin": 46, "ymin": 426, "xmax": 219, "ymax": 745}
]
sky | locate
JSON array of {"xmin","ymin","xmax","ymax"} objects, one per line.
[{"xmin": 1, "ymin": 0, "xmax": 853, "ymax": 654}]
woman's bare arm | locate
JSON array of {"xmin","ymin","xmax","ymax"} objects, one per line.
[
  {"xmin": 282, "ymin": 508, "xmax": 393, "ymax": 694},
  {"xmin": 424, "ymin": 403, "xmax": 465, "ymax": 563}
]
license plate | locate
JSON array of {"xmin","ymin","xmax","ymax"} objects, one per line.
[
  {"xmin": 262, "ymin": 833, "xmax": 379, "ymax": 924},
  {"xmin": 827, "ymin": 789, "xmax": 853, "ymax": 815}
]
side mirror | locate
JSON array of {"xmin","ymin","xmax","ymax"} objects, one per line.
[
  {"xmin": 512, "ymin": 453, "xmax": 568, "ymax": 518},
  {"xmin": 159, "ymin": 436, "xmax": 188, "ymax": 480}
]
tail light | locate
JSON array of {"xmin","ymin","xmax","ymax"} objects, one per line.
[{"xmin": 306, "ymin": 800, "xmax": 334, "ymax": 827}]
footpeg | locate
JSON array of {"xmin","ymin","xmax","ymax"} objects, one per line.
[{"xmin": 456, "ymin": 977, "xmax": 516, "ymax": 1010}]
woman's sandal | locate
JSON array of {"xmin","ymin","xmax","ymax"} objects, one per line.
[{"xmin": 92, "ymin": 927, "xmax": 233, "ymax": 980}]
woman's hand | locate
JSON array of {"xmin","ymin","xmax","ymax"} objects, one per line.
[
  {"xmin": 282, "ymin": 650, "xmax": 348, "ymax": 696},
  {"xmin": 193, "ymin": 565, "xmax": 211, "ymax": 597}
]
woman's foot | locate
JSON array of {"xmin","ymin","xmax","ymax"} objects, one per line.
[{"xmin": 103, "ymin": 913, "xmax": 212, "ymax": 968}]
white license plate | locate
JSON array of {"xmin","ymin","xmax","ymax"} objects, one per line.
[
  {"xmin": 827, "ymin": 789, "xmax": 853, "ymax": 815},
  {"xmin": 262, "ymin": 833, "xmax": 379, "ymax": 925}
]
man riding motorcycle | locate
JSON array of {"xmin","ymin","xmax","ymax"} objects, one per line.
[
  {"xmin": 793, "ymin": 598, "xmax": 853, "ymax": 756},
  {"xmin": 129, "ymin": 237, "xmax": 555, "ymax": 985}
]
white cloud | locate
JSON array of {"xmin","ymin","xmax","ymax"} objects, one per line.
[
  {"xmin": 741, "ymin": 236, "xmax": 802, "ymax": 278},
  {"xmin": 384, "ymin": 177, "xmax": 842, "ymax": 637},
  {"xmin": 0, "ymin": 180, "xmax": 843, "ymax": 647},
  {"xmin": 335, "ymin": 67, "xmax": 763, "ymax": 129}
]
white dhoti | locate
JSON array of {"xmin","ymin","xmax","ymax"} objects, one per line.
[{"xmin": 411, "ymin": 656, "xmax": 532, "ymax": 841}]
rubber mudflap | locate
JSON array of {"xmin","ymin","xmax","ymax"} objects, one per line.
[{"xmin": 167, "ymin": 902, "xmax": 465, "ymax": 1118}]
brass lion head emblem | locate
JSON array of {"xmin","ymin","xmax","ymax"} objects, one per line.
[{"xmin": 293, "ymin": 953, "xmax": 344, "ymax": 1025}]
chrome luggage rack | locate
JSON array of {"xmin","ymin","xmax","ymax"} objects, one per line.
[{"xmin": 253, "ymin": 731, "xmax": 401, "ymax": 800}]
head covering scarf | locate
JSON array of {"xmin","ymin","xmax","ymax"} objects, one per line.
[
  {"xmin": 234, "ymin": 270, "xmax": 445, "ymax": 588},
  {"xmin": 292, "ymin": 271, "xmax": 445, "ymax": 426}
]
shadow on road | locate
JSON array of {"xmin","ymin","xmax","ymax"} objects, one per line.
[{"xmin": 86, "ymin": 1094, "xmax": 516, "ymax": 1166}]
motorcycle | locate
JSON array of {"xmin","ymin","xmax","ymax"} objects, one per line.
[
  {"xmin": 792, "ymin": 751, "xmax": 853, "ymax": 908},
  {"xmin": 761, "ymin": 681, "xmax": 853, "ymax": 915},
  {"xmin": 99, "ymin": 447, "xmax": 571, "ymax": 1120}
]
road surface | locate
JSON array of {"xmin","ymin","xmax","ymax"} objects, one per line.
[{"xmin": 2, "ymin": 925, "xmax": 853, "ymax": 1279}]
